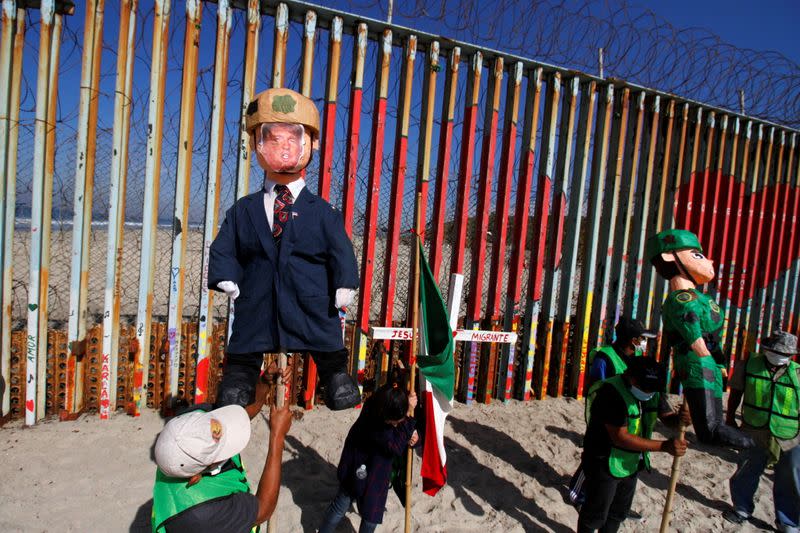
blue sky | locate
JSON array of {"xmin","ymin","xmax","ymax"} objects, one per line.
[{"xmin": 642, "ymin": 0, "xmax": 800, "ymax": 64}]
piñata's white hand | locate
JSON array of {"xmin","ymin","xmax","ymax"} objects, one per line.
[{"xmin": 217, "ymin": 281, "xmax": 240, "ymax": 301}]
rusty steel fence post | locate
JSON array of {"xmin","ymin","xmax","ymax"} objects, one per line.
[
  {"xmin": 644, "ymin": 99, "xmax": 676, "ymax": 347},
  {"xmin": 466, "ymin": 56, "xmax": 502, "ymax": 405},
  {"xmin": 414, "ymin": 40, "xmax": 439, "ymax": 245},
  {"xmin": 26, "ymin": 0, "xmax": 66, "ymax": 424},
  {"xmin": 727, "ymin": 122, "xmax": 757, "ymax": 367},
  {"xmin": 766, "ymin": 132, "xmax": 794, "ymax": 332},
  {"xmin": 743, "ymin": 126, "xmax": 775, "ymax": 355},
  {"xmin": 736, "ymin": 124, "xmax": 767, "ymax": 360},
  {"xmin": 695, "ymin": 112, "xmax": 717, "ymax": 244},
  {"xmin": 65, "ymin": 0, "xmax": 104, "ymax": 416},
  {"xmin": 558, "ymin": 80, "xmax": 596, "ymax": 398},
  {"xmin": 767, "ymin": 133, "xmax": 794, "ymax": 331},
  {"xmin": 643, "ymin": 100, "xmax": 679, "ymax": 357},
  {"xmin": 165, "ymin": 0, "xmax": 203, "ymax": 409},
  {"xmin": 611, "ymin": 92, "xmax": 645, "ymax": 329},
  {"xmin": 629, "ymin": 95, "xmax": 661, "ymax": 323},
  {"xmin": 272, "ymin": 3, "xmax": 288, "ymax": 88},
  {"xmin": 132, "ymin": 0, "xmax": 170, "ymax": 415},
  {"xmin": 486, "ymin": 62, "xmax": 521, "ymax": 400},
  {"xmin": 195, "ymin": 0, "xmax": 233, "ymax": 404},
  {"xmin": 300, "ymin": 10, "xmax": 316, "ymax": 96},
  {"xmin": 355, "ymin": 28, "xmax": 391, "ymax": 394},
  {"xmin": 100, "ymin": 0, "xmax": 137, "ymax": 419},
  {"xmin": 716, "ymin": 117, "xmax": 740, "ymax": 353},
  {"xmin": 753, "ymin": 130, "xmax": 786, "ymax": 342},
  {"xmin": 341, "ymin": 22, "xmax": 366, "ymax": 238},
  {"xmin": 655, "ymin": 103, "xmax": 691, "ymax": 361},
  {"xmin": 507, "ymin": 67, "xmax": 542, "ymax": 401},
  {"xmin": 380, "ymin": 35, "xmax": 417, "ymax": 336},
  {"xmin": 704, "ymin": 115, "xmax": 728, "ymax": 278},
  {"xmin": 318, "ymin": 16, "xmax": 341, "ymax": 201},
  {"xmin": 572, "ymin": 84, "xmax": 614, "ymax": 397},
  {"xmin": 591, "ymin": 88, "xmax": 630, "ymax": 350},
  {"xmin": 429, "ymin": 47, "xmax": 460, "ymax": 280},
  {"xmin": 450, "ymin": 52, "xmax": 482, "ymax": 284},
  {"xmin": 541, "ymin": 76, "xmax": 577, "ymax": 398},
  {"xmin": 0, "ymin": 0, "xmax": 25, "ymax": 418},
  {"xmin": 524, "ymin": 71, "xmax": 560, "ymax": 401}
]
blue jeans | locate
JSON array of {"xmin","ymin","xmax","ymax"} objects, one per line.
[
  {"xmin": 730, "ymin": 444, "xmax": 800, "ymax": 530},
  {"xmin": 319, "ymin": 487, "xmax": 379, "ymax": 533}
]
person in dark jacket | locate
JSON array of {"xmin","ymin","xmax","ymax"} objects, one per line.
[
  {"xmin": 208, "ymin": 87, "xmax": 360, "ymax": 411},
  {"xmin": 319, "ymin": 381, "xmax": 419, "ymax": 532}
]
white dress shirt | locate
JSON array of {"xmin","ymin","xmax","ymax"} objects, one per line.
[{"xmin": 263, "ymin": 177, "xmax": 306, "ymax": 230}]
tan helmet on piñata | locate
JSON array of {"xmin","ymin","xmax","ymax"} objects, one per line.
[{"xmin": 246, "ymin": 87, "xmax": 320, "ymax": 148}]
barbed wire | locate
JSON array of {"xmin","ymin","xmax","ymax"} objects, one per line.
[{"xmin": 339, "ymin": 0, "xmax": 800, "ymax": 128}]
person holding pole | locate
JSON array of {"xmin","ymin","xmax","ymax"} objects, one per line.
[
  {"xmin": 151, "ymin": 367, "xmax": 292, "ymax": 532},
  {"xmin": 569, "ymin": 315, "xmax": 656, "ymax": 509},
  {"xmin": 646, "ymin": 229, "xmax": 754, "ymax": 449},
  {"xmin": 208, "ymin": 87, "xmax": 361, "ymax": 411},
  {"xmin": 723, "ymin": 330, "xmax": 800, "ymax": 532},
  {"xmin": 577, "ymin": 357, "xmax": 690, "ymax": 533},
  {"xmin": 318, "ymin": 376, "xmax": 419, "ymax": 533}
]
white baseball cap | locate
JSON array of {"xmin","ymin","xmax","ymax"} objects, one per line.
[{"xmin": 154, "ymin": 405, "xmax": 251, "ymax": 478}]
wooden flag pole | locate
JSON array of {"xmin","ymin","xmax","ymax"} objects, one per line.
[
  {"xmin": 660, "ymin": 401, "xmax": 688, "ymax": 532},
  {"xmin": 404, "ymin": 192, "xmax": 423, "ymax": 533}
]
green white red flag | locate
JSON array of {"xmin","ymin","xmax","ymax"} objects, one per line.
[{"xmin": 416, "ymin": 243, "xmax": 455, "ymax": 496}]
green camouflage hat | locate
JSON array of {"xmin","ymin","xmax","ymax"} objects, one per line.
[{"xmin": 646, "ymin": 229, "xmax": 703, "ymax": 262}]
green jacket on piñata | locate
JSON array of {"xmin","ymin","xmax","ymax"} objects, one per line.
[{"xmin": 662, "ymin": 288, "xmax": 725, "ymax": 397}]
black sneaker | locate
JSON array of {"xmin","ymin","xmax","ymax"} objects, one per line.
[
  {"xmin": 324, "ymin": 371, "xmax": 361, "ymax": 410},
  {"xmin": 627, "ymin": 510, "xmax": 644, "ymax": 522},
  {"xmin": 722, "ymin": 509, "xmax": 748, "ymax": 525}
]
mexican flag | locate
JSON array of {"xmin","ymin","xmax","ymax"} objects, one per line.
[{"xmin": 416, "ymin": 243, "xmax": 455, "ymax": 496}]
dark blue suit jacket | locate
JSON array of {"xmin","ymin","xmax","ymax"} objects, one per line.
[{"xmin": 208, "ymin": 187, "xmax": 359, "ymax": 353}]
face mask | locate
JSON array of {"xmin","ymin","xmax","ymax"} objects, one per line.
[
  {"xmin": 636, "ymin": 340, "xmax": 648, "ymax": 353},
  {"xmin": 258, "ymin": 123, "xmax": 308, "ymax": 174},
  {"xmin": 630, "ymin": 385, "xmax": 655, "ymax": 402},
  {"xmin": 764, "ymin": 350, "xmax": 790, "ymax": 367}
]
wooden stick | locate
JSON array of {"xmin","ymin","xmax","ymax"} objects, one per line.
[
  {"xmin": 267, "ymin": 351, "xmax": 290, "ymax": 533},
  {"xmin": 404, "ymin": 192, "xmax": 423, "ymax": 533},
  {"xmin": 660, "ymin": 402, "xmax": 688, "ymax": 533}
]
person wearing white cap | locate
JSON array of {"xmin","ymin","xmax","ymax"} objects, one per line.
[
  {"xmin": 151, "ymin": 372, "xmax": 292, "ymax": 533},
  {"xmin": 724, "ymin": 330, "xmax": 800, "ymax": 532}
]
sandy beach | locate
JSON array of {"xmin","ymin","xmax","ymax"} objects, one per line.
[{"xmin": 0, "ymin": 393, "xmax": 780, "ymax": 532}]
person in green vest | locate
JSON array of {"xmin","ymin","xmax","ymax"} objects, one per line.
[
  {"xmin": 569, "ymin": 315, "xmax": 655, "ymax": 511},
  {"xmin": 646, "ymin": 228, "xmax": 753, "ymax": 449},
  {"xmin": 586, "ymin": 315, "xmax": 657, "ymax": 388},
  {"xmin": 723, "ymin": 330, "xmax": 800, "ymax": 532},
  {"xmin": 152, "ymin": 369, "xmax": 292, "ymax": 533},
  {"xmin": 577, "ymin": 356, "xmax": 690, "ymax": 532}
]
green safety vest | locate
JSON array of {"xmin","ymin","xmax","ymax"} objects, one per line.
[
  {"xmin": 587, "ymin": 346, "xmax": 643, "ymax": 378},
  {"xmin": 151, "ymin": 453, "xmax": 256, "ymax": 533},
  {"xmin": 742, "ymin": 355, "xmax": 800, "ymax": 440},
  {"xmin": 586, "ymin": 375, "xmax": 659, "ymax": 478}
]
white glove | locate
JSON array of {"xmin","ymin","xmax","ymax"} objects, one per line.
[
  {"xmin": 335, "ymin": 288, "xmax": 356, "ymax": 309},
  {"xmin": 217, "ymin": 281, "xmax": 240, "ymax": 301}
]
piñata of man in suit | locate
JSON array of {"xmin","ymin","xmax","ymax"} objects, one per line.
[{"xmin": 208, "ymin": 87, "xmax": 361, "ymax": 411}]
